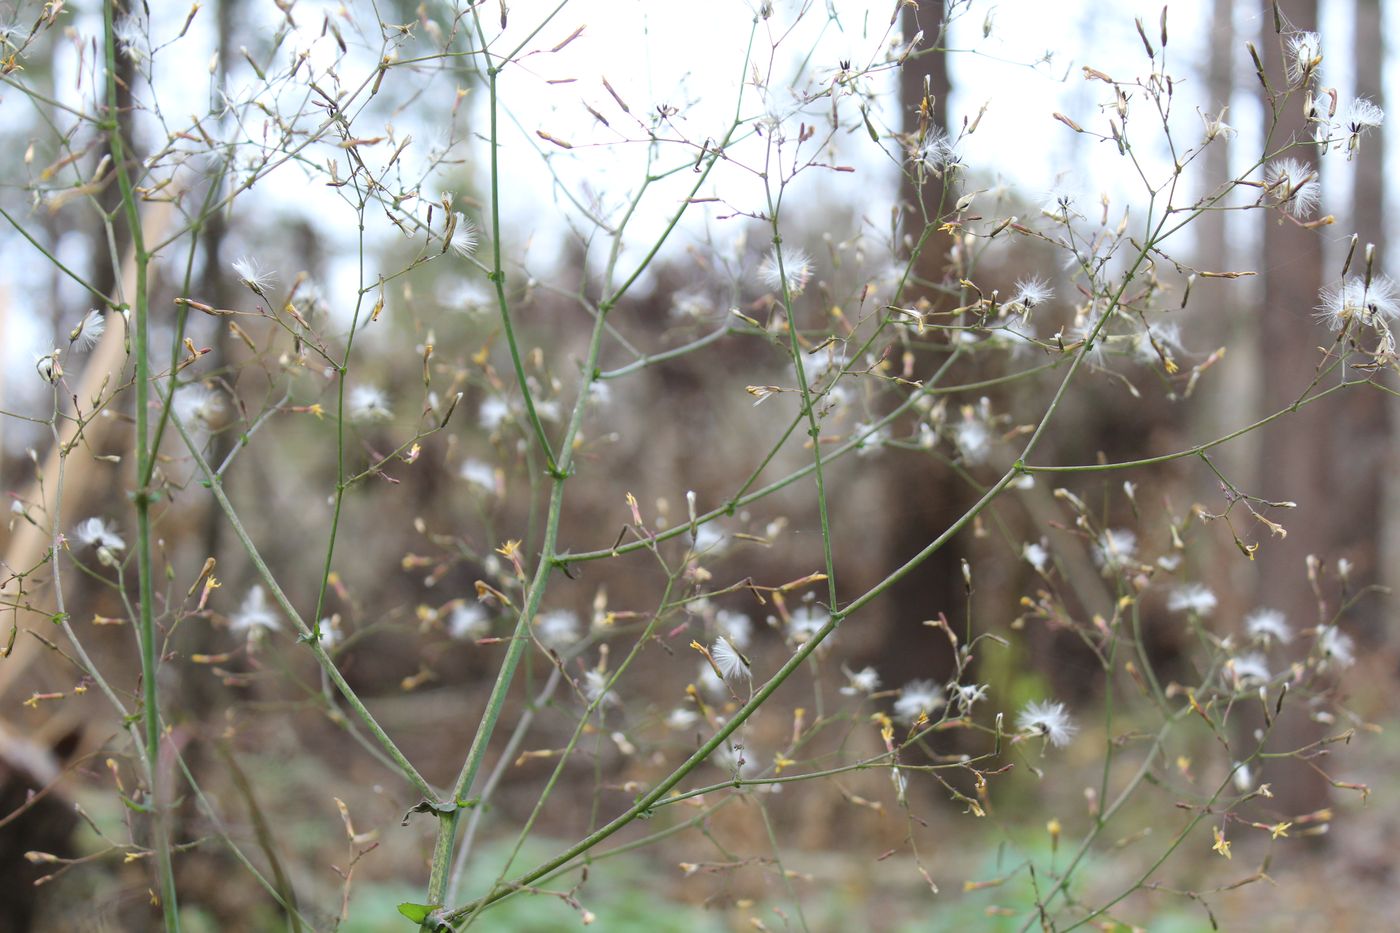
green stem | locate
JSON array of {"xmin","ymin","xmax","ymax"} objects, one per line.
[
  {"xmin": 310, "ymin": 187, "xmax": 374, "ymax": 639},
  {"xmin": 171, "ymin": 413, "xmax": 437, "ymax": 800},
  {"xmin": 1024, "ymin": 380, "xmax": 1352, "ymax": 473},
  {"xmin": 770, "ymin": 215, "xmax": 838, "ymax": 610},
  {"xmin": 560, "ymin": 350, "xmax": 1023, "ymax": 564},
  {"xmin": 445, "ymin": 668, "xmax": 565, "ymax": 903},
  {"xmin": 102, "ymin": 2, "xmax": 179, "ymax": 926},
  {"xmin": 169, "ymin": 747, "xmax": 316, "ymax": 930},
  {"xmin": 0, "ymin": 205, "xmax": 110, "ymax": 303},
  {"xmin": 482, "ymin": 63, "xmax": 559, "ymax": 474},
  {"xmin": 423, "ymin": 18, "xmax": 760, "ymax": 917},
  {"xmin": 444, "ymin": 459, "xmax": 1011, "ymax": 922},
  {"xmin": 444, "ymin": 173, "xmax": 1198, "ymax": 927},
  {"xmin": 1019, "ymin": 719, "xmax": 1178, "ymax": 932},
  {"xmin": 464, "ymin": 572, "xmax": 681, "ymax": 925},
  {"xmin": 598, "ymin": 325, "xmax": 735, "ymax": 379}
]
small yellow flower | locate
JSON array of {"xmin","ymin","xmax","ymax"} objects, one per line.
[{"xmin": 1212, "ymin": 825, "xmax": 1232, "ymax": 859}]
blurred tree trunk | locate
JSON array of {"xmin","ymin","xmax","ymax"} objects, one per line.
[
  {"xmin": 899, "ymin": 1, "xmax": 952, "ymax": 234},
  {"xmin": 1255, "ymin": 0, "xmax": 1331, "ymax": 823},
  {"xmin": 183, "ymin": 0, "xmax": 239, "ymax": 725},
  {"xmin": 0, "ymin": 12, "xmax": 145, "ymax": 922},
  {"xmin": 0, "ymin": 2, "xmax": 143, "ymax": 699},
  {"xmin": 1198, "ymin": 0, "xmax": 1247, "ymax": 468},
  {"xmin": 865, "ymin": 1, "xmax": 964, "ymax": 689},
  {"xmin": 1201, "ymin": 0, "xmax": 1270, "ymax": 634},
  {"xmin": 1344, "ymin": 0, "xmax": 1391, "ymax": 643},
  {"xmin": 95, "ymin": 2, "xmax": 142, "ymax": 302},
  {"xmin": 1351, "ymin": 3, "xmax": 1385, "ymax": 261},
  {"xmin": 1199, "ymin": 0, "xmax": 1233, "ymax": 273}
]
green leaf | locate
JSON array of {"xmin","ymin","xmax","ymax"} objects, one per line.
[
  {"xmin": 396, "ymin": 902, "xmax": 439, "ymax": 923},
  {"xmin": 861, "ymin": 107, "xmax": 880, "ymax": 143},
  {"xmin": 401, "ymin": 798, "xmax": 457, "ymax": 826},
  {"xmin": 119, "ymin": 794, "xmax": 151, "ymax": 814}
]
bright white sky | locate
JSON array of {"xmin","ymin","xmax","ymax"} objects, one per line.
[{"xmin": 4, "ymin": 0, "xmax": 1395, "ymax": 436}]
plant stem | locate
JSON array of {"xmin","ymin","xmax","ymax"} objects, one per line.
[
  {"xmin": 171, "ymin": 413, "xmax": 437, "ymax": 801},
  {"xmin": 422, "ymin": 18, "xmax": 759, "ymax": 917},
  {"xmin": 102, "ymin": 2, "xmax": 179, "ymax": 925}
]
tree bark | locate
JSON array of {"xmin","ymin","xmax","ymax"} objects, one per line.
[
  {"xmin": 1341, "ymin": 0, "xmax": 1391, "ymax": 643},
  {"xmin": 872, "ymin": 1, "xmax": 965, "ymax": 689},
  {"xmin": 1254, "ymin": 0, "xmax": 1332, "ymax": 824}
]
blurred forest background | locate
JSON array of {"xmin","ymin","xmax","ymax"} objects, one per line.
[{"xmin": 0, "ymin": 0, "xmax": 1397, "ymax": 930}]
